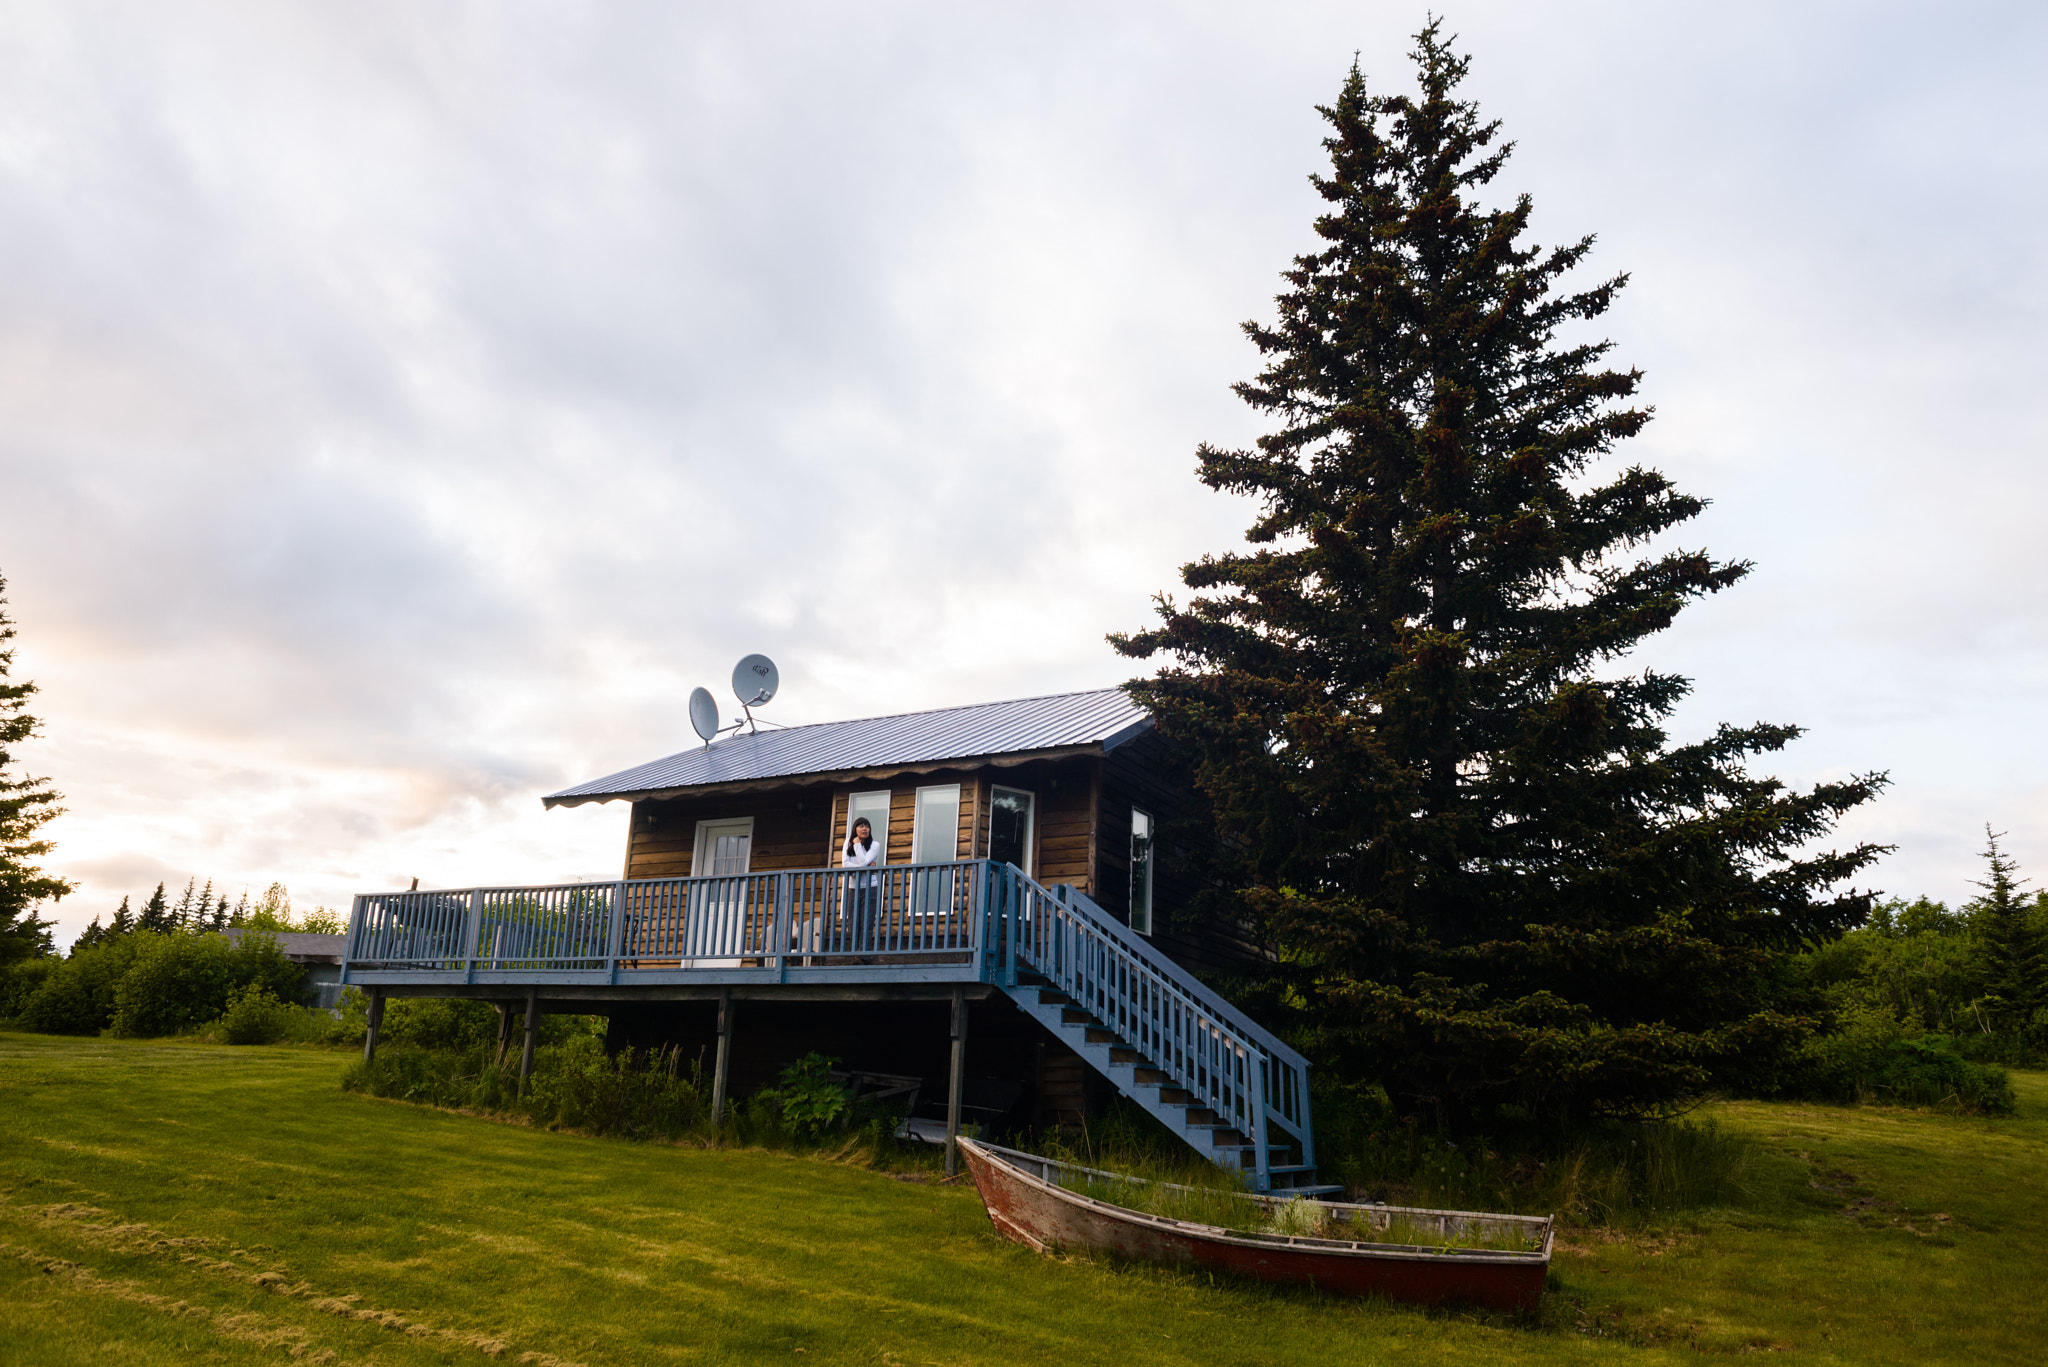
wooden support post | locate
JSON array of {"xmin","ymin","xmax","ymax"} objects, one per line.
[
  {"xmin": 494, "ymin": 1002, "xmax": 513, "ymax": 1068},
  {"xmin": 518, "ymin": 988, "xmax": 539, "ymax": 1095},
  {"xmin": 362, "ymin": 989, "xmax": 385, "ymax": 1065},
  {"xmin": 946, "ymin": 985, "xmax": 968, "ymax": 1177},
  {"xmin": 710, "ymin": 989, "xmax": 733, "ymax": 1126}
]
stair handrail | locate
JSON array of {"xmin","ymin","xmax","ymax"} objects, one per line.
[
  {"xmin": 1051, "ymin": 884, "xmax": 1313, "ymax": 1076},
  {"xmin": 988, "ymin": 866, "xmax": 1314, "ymax": 1181}
]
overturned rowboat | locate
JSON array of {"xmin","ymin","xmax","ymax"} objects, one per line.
[{"xmin": 957, "ymin": 1138, "xmax": 1553, "ymax": 1312}]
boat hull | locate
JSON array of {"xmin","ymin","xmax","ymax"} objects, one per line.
[{"xmin": 959, "ymin": 1139, "xmax": 1548, "ymax": 1313}]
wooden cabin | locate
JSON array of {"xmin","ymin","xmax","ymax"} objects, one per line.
[
  {"xmin": 344, "ymin": 688, "xmax": 1323, "ymax": 1191},
  {"xmin": 547, "ymin": 688, "xmax": 1249, "ymax": 976}
]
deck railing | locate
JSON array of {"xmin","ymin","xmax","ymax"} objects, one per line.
[
  {"xmin": 346, "ymin": 860, "xmax": 990, "ymax": 975},
  {"xmin": 346, "ymin": 858, "xmax": 1311, "ymax": 1185}
]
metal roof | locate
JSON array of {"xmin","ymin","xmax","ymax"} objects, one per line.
[{"xmin": 543, "ymin": 687, "xmax": 1153, "ymax": 808}]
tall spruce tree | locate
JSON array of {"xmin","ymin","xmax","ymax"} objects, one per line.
[
  {"xmin": 0, "ymin": 571, "xmax": 70, "ymax": 963},
  {"xmin": 137, "ymin": 882, "xmax": 171, "ymax": 934},
  {"xmin": 1114, "ymin": 27, "xmax": 1887, "ymax": 1128},
  {"xmin": 1969, "ymin": 827, "xmax": 2041, "ymax": 1031}
]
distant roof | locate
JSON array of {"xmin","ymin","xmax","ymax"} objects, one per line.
[
  {"xmin": 221, "ymin": 928, "xmax": 346, "ymax": 963},
  {"xmin": 544, "ymin": 687, "xmax": 1152, "ymax": 808}
]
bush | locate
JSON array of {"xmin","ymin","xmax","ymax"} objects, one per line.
[
  {"xmin": 109, "ymin": 931, "xmax": 305, "ymax": 1038},
  {"xmin": 20, "ymin": 965, "xmax": 101, "ymax": 1034},
  {"xmin": 1868, "ymin": 1035, "xmax": 2015, "ymax": 1114},
  {"xmin": 217, "ymin": 984, "xmax": 297, "ymax": 1045},
  {"xmin": 755, "ymin": 1053, "xmax": 854, "ymax": 1139},
  {"xmin": 19, "ymin": 935, "xmax": 150, "ymax": 1035},
  {"xmin": 0, "ymin": 957, "xmax": 59, "ymax": 1022}
]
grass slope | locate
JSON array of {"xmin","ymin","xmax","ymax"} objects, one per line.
[{"xmin": 0, "ymin": 1033, "xmax": 2041, "ymax": 1366}]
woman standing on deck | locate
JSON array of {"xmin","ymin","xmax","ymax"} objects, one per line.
[{"xmin": 843, "ymin": 816, "xmax": 882, "ymax": 933}]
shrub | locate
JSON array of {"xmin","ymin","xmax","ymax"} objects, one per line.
[
  {"xmin": 20, "ymin": 964, "xmax": 100, "ymax": 1034},
  {"xmin": 217, "ymin": 984, "xmax": 297, "ymax": 1045},
  {"xmin": 1868, "ymin": 1035, "xmax": 2015, "ymax": 1114},
  {"xmin": 19, "ymin": 935, "xmax": 150, "ymax": 1035},
  {"xmin": 110, "ymin": 931, "xmax": 304, "ymax": 1038},
  {"xmin": 746, "ymin": 1053, "xmax": 855, "ymax": 1141},
  {"xmin": 0, "ymin": 957, "xmax": 59, "ymax": 1021}
]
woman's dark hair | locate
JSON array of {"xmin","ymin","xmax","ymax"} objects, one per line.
[{"xmin": 846, "ymin": 816, "xmax": 874, "ymax": 857}]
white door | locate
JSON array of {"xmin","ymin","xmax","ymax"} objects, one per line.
[{"xmin": 690, "ymin": 817, "xmax": 753, "ymax": 961}]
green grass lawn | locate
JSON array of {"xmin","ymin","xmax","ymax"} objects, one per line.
[{"xmin": 1, "ymin": 1032, "xmax": 2042, "ymax": 1366}]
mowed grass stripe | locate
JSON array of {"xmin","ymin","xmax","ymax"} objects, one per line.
[{"xmin": 4, "ymin": 1033, "xmax": 2045, "ymax": 1365}]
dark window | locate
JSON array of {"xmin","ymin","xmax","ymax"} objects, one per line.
[
  {"xmin": 1130, "ymin": 808, "xmax": 1154, "ymax": 935},
  {"xmin": 989, "ymin": 787, "xmax": 1035, "ymax": 875}
]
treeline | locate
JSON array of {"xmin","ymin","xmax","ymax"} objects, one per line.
[
  {"xmin": 1780, "ymin": 828, "xmax": 2045, "ymax": 1111},
  {"xmin": 70, "ymin": 878, "xmax": 343, "ymax": 949},
  {"xmin": 0, "ymin": 879, "xmax": 343, "ymax": 1039}
]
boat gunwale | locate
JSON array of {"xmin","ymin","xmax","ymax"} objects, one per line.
[{"xmin": 962, "ymin": 1139, "xmax": 1555, "ymax": 1265}]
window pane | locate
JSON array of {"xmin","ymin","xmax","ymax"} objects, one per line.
[
  {"xmin": 914, "ymin": 786, "xmax": 962, "ymax": 864},
  {"xmin": 712, "ymin": 832, "xmax": 750, "ymax": 876},
  {"xmin": 989, "ymin": 788, "xmax": 1034, "ymax": 873},
  {"xmin": 1130, "ymin": 808, "xmax": 1154, "ymax": 935}
]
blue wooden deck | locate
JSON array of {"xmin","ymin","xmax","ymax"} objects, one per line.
[{"xmin": 342, "ymin": 859, "xmax": 1319, "ymax": 1191}]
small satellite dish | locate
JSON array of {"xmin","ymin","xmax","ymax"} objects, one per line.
[
  {"xmin": 688, "ymin": 686, "xmax": 720, "ymax": 744},
  {"xmin": 732, "ymin": 654, "xmax": 779, "ymax": 708}
]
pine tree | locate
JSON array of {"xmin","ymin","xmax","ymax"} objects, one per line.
[
  {"xmin": 109, "ymin": 895, "xmax": 135, "ymax": 937},
  {"xmin": 0, "ymin": 571, "xmax": 70, "ymax": 963},
  {"xmin": 137, "ymin": 882, "xmax": 171, "ymax": 934},
  {"xmin": 1969, "ymin": 827, "xmax": 2042, "ymax": 1032},
  {"xmin": 229, "ymin": 889, "xmax": 249, "ymax": 927},
  {"xmin": 71, "ymin": 914, "xmax": 104, "ymax": 953},
  {"xmin": 209, "ymin": 896, "xmax": 229, "ymax": 932},
  {"xmin": 1114, "ymin": 27, "xmax": 1888, "ymax": 1128},
  {"xmin": 172, "ymin": 876, "xmax": 198, "ymax": 931}
]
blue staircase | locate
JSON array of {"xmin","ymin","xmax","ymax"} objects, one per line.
[{"xmin": 985, "ymin": 873, "xmax": 1337, "ymax": 1196}]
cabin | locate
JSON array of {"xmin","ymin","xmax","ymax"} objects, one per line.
[{"xmin": 341, "ymin": 688, "xmax": 1325, "ymax": 1192}]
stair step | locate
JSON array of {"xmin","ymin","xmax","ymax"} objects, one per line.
[
  {"xmin": 1209, "ymin": 1129, "xmax": 1248, "ymax": 1148},
  {"xmin": 1177, "ymin": 1108, "xmax": 1221, "ymax": 1127},
  {"xmin": 1157, "ymin": 1087, "xmax": 1191, "ymax": 1104},
  {"xmin": 1108, "ymin": 1047, "xmax": 1142, "ymax": 1065},
  {"xmin": 1037, "ymin": 989, "xmax": 1073, "ymax": 1006},
  {"xmin": 1061, "ymin": 1007, "xmax": 1092, "ymax": 1025},
  {"xmin": 1273, "ymin": 1184, "xmax": 1347, "ymax": 1199},
  {"xmin": 1084, "ymin": 1027, "xmax": 1119, "ymax": 1045},
  {"xmin": 1133, "ymin": 1068, "xmax": 1169, "ymax": 1085}
]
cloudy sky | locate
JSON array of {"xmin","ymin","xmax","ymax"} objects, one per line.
[{"xmin": 2, "ymin": 1, "xmax": 2043, "ymax": 940}]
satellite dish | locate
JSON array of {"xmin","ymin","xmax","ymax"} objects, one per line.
[
  {"xmin": 688, "ymin": 686, "xmax": 720, "ymax": 744},
  {"xmin": 732, "ymin": 654, "xmax": 779, "ymax": 708}
]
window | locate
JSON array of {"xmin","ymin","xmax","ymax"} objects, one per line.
[
  {"xmin": 693, "ymin": 817, "xmax": 754, "ymax": 877},
  {"xmin": 845, "ymin": 790, "xmax": 891, "ymax": 863},
  {"xmin": 988, "ymin": 786, "xmax": 1035, "ymax": 875},
  {"xmin": 1129, "ymin": 808, "xmax": 1154, "ymax": 936},
  {"xmin": 912, "ymin": 785, "xmax": 962, "ymax": 865}
]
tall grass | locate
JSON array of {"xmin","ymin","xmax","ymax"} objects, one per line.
[
  {"xmin": 1324, "ymin": 1116, "xmax": 1762, "ymax": 1226},
  {"xmin": 340, "ymin": 1037, "xmax": 713, "ymax": 1141}
]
